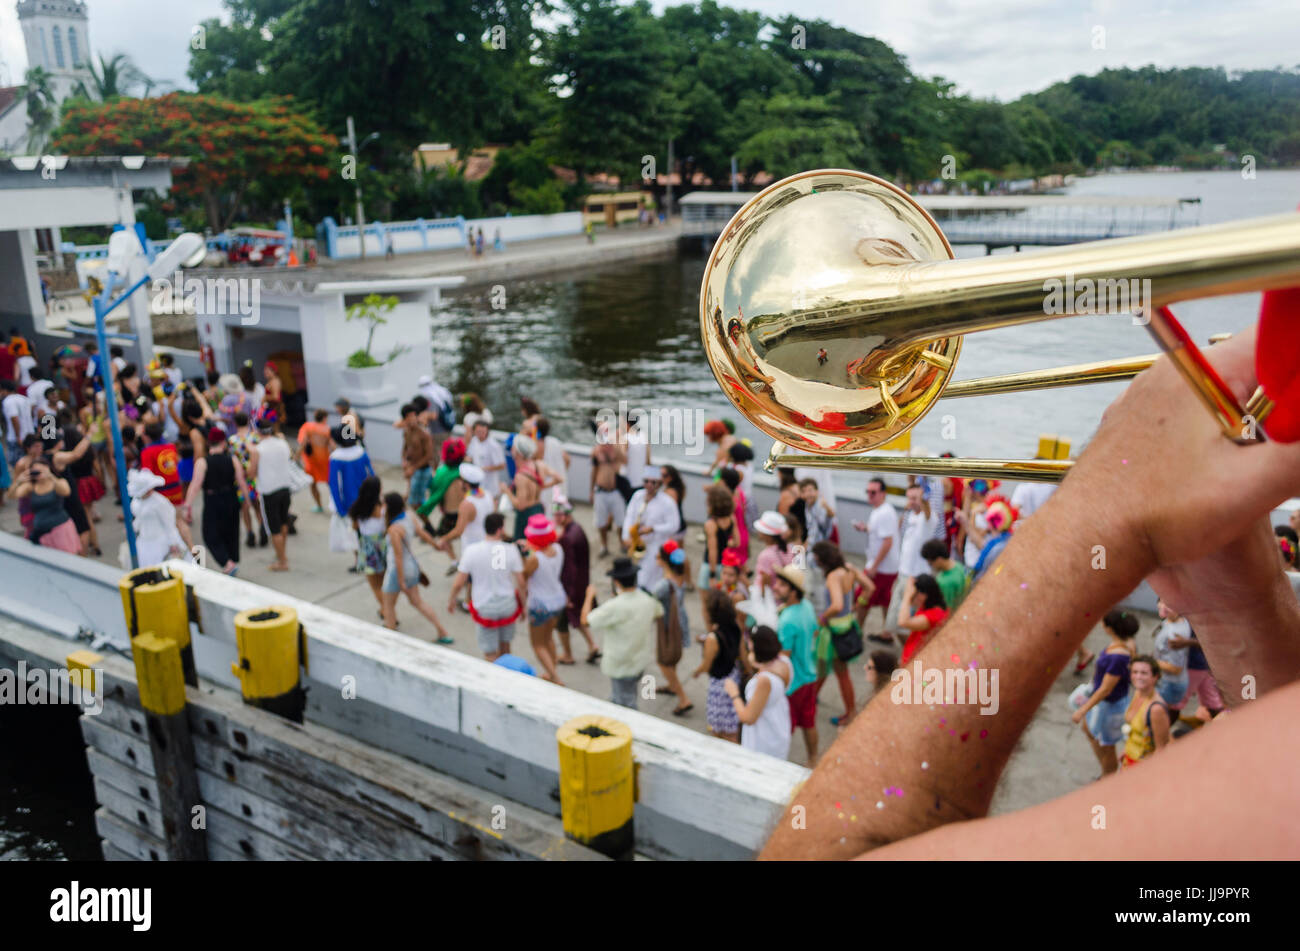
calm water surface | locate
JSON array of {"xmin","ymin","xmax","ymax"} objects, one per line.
[{"xmin": 432, "ymin": 169, "xmax": 1300, "ymax": 467}]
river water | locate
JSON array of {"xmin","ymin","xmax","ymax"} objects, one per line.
[
  {"xmin": 432, "ymin": 169, "xmax": 1300, "ymax": 471},
  {"xmin": 5, "ymin": 169, "xmax": 1298, "ymax": 860}
]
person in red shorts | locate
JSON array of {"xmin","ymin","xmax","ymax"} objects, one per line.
[
  {"xmin": 773, "ymin": 565, "xmax": 821, "ymax": 763},
  {"xmin": 853, "ymin": 478, "xmax": 900, "ymax": 642}
]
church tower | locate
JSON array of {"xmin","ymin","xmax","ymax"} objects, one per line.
[{"xmin": 17, "ymin": 0, "xmax": 94, "ymax": 102}]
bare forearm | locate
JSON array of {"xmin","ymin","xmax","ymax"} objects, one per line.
[
  {"xmin": 759, "ymin": 489, "xmax": 1152, "ymax": 860},
  {"xmin": 1189, "ymin": 574, "xmax": 1300, "ymax": 703}
]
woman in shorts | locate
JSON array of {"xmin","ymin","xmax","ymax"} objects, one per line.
[
  {"xmin": 348, "ymin": 476, "xmax": 388, "ymax": 618},
  {"xmin": 521, "ymin": 514, "xmax": 567, "ymax": 685},
  {"xmin": 1071, "ymin": 609, "xmax": 1138, "ymax": 776}
]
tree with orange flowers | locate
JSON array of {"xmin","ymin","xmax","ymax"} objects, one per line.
[{"xmin": 52, "ymin": 93, "xmax": 337, "ymax": 233}]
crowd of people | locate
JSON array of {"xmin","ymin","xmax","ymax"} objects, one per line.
[{"xmin": 3, "ymin": 327, "xmax": 1269, "ymax": 775}]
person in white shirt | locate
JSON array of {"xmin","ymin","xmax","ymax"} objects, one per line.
[
  {"xmin": 450, "ymin": 512, "xmax": 526, "ymax": 661},
  {"xmin": 1011, "ymin": 480, "xmax": 1057, "ymax": 519},
  {"xmin": 466, "ymin": 419, "xmax": 507, "ymax": 499},
  {"xmin": 535, "ymin": 416, "xmax": 570, "ymax": 508},
  {"xmin": 128, "ymin": 468, "xmax": 186, "ymax": 566},
  {"xmin": 253, "ymin": 417, "xmax": 295, "ymax": 572},
  {"xmin": 620, "ymin": 415, "xmax": 651, "ymax": 487},
  {"xmin": 888, "ymin": 484, "xmax": 941, "ymax": 640},
  {"xmin": 622, "ymin": 473, "xmax": 680, "ymax": 591},
  {"xmin": 25, "ymin": 368, "xmax": 54, "ymax": 426},
  {"xmin": 2, "ymin": 380, "xmax": 33, "ymax": 463},
  {"xmin": 15, "ymin": 353, "xmax": 36, "ymax": 388},
  {"xmin": 852, "ymin": 478, "xmax": 901, "ymax": 637}
]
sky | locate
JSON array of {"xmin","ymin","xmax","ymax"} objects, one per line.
[{"xmin": 1, "ymin": 0, "xmax": 1296, "ymax": 100}]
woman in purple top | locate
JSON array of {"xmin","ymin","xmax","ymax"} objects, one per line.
[{"xmin": 1071, "ymin": 609, "xmax": 1139, "ymax": 776}]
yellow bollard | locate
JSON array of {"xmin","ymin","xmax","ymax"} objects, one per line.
[
  {"xmin": 231, "ymin": 606, "xmax": 306, "ymax": 723},
  {"xmin": 556, "ymin": 714, "xmax": 635, "ymax": 860},
  {"xmin": 120, "ymin": 566, "xmax": 195, "ymax": 685},
  {"xmin": 130, "ymin": 632, "xmax": 207, "ymax": 859},
  {"xmin": 66, "ymin": 650, "xmax": 103, "ymax": 698}
]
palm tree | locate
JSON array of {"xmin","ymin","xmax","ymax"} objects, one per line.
[
  {"xmin": 72, "ymin": 52, "xmax": 160, "ymax": 101},
  {"xmin": 22, "ymin": 67, "xmax": 57, "ymax": 153}
]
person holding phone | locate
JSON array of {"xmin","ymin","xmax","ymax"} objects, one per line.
[{"xmin": 9, "ymin": 458, "xmax": 79, "ymax": 553}]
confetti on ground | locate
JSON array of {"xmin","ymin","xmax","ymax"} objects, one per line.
[
  {"xmin": 951, "ymin": 653, "xmax": 960, "ymax": 664},
  {"xmin": 980, "ymin": 729, "xmax": 988, "ymax": 739},
  {"xmin": 960, "ymin": 732, "xmax": 970, "ymax": 742},
  {"xmin": 876, "ymin": 801, "xmax": 884, "ymax": 809},
  {"xmin": 921, "ymin": 761, "xmax": 929, "ymax": 769},
  {"xmin": 1020, "ymin": 583, "xmax": 1028, "ymax": 590},
  {"xmin": 994, "ymin": 564, "xmax": 1003, "ymax": 575}
]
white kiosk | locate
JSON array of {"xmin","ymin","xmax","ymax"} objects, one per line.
[{"xmin": 194, "ymin": 275, "xmax": 465, "ymax": 464}]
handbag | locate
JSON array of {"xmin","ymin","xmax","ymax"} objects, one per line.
[
  {"xmin": 656, "ymin": 585, "xmax": 684, "ymax": 666},
  {"xmin": 287, "ymin": 461, "xmax": 314, "ymax": 494},
  {"xmin": 828, "ymin": 614, "xmax": 864, "ymax": 662}
]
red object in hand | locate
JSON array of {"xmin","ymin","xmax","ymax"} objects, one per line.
[{"xmin": 1256, "ymin": 286, "xmax": 1300, "ymax": 442}]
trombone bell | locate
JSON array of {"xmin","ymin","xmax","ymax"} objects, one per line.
[{"xmin": 700, "ymin": 169, "xmax": 1300, "ymax": 462}]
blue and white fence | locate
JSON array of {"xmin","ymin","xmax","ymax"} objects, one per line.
[{"xmin": 317, "ymin": 212, "xmax": 584, "ymax": 259}]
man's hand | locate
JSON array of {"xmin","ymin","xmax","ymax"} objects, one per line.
[{"xmin": 1072, "ymin": 325, "xmax": 1300, "ymax": 572}]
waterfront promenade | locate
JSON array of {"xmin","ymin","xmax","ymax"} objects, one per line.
[
  {"xmin": 319, "ymin": 219, "xmax": 683, "ymax": 288},
  {"xmin": 1, "ymin": 452, "xmax": 1172, "ymax": 820}
]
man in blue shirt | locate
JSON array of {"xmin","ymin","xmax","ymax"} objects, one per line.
[{"xmin": 773, "ymin": 565, "xmax": 821, "ymax": 763}]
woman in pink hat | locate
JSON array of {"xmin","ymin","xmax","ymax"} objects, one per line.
[{"xmin": 522, "ymin": 513, "xmax": 567, "ymax": 685}]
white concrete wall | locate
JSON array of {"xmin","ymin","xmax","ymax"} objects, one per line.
[
  {"xmin": 463, "ymin": 212, "xmax": 583, "ymax": 244},
  {"xmin": 0, "ymin": 229, "xmax": 44, "ymax": 331},
  {"xmin": 0, "ymin": 532, "xmax": 806, "ymax": 859}
]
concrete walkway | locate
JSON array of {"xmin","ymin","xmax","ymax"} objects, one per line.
[{"xmin": 1, "ymin": 455, "xmax": 1172, "ymax": 819}]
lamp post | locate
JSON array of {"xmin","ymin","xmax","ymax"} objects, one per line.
[
  {"xmin": 345, "ymin": 117, "xmax": 380, "ymax": 259},
  {"xmin": 97, "ymin": 231, "xmax": 207, "ymax": 568}
]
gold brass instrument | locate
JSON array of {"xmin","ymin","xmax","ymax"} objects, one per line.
[{"xmin": 699, "ymin": 169, "xmax": 1300, "ymax": 483}]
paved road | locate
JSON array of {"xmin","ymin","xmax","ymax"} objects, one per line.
[{"xmin": 2, "ymin": 453, "xmax": 1179, "ymax": 819}]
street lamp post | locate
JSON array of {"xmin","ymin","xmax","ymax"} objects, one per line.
[
  {"xmin": 97, "ymin": 231, "xmax": 207, "ymax": 568},
  {"xmin": 345, "ymin": 117, "xmax": 380, "ymax": 260}
]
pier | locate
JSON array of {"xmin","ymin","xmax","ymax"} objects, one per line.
[{"xmin": 679, "ymin": 190, "xmax": 1203, "ymax": 251}]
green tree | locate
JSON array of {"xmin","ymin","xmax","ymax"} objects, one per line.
[
  {"xmin": 22, "ymin": 67, "xmax": 58, "ymax": 153},
  {"xmin": 548, "ymin": 0, "xmax": 675, "ymax": 183},
  {"xmin": 71, "ymin": 53, "xmax": 160, "ymax": 101}
]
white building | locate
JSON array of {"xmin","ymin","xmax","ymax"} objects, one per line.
[{"xmin": 0, "ymin": 0, "xmax": 95, "ymax": 153}]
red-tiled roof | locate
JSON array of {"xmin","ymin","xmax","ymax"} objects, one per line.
[{"xmin": 0, "ymin": 86, "xmax": 21, "ymax": 116}]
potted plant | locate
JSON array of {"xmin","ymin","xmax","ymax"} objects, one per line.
[{"xmin": 339, "ymin": 293, "xmax": 410, "ymax": 405}]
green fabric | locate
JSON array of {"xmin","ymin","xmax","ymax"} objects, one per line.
[
  {"xmin": 416, "ymin": 462, "xmax": 460, "ymax": 517},
  {"xmin": 936, "ymin": 563, "xmax": 971, "ymax": 611},
  {"xmin": 777, "ymin": 599, "xmax": 819, "ymax": 694}
]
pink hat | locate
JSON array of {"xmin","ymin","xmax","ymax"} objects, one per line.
[{"xmin": 524, "ymin": 514, "xmax": 557, "ymax": 548}]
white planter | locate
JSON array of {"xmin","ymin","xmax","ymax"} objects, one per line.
[{"xmin": 339, "ymin": 363, "xmax": 397, "ymax": 408}]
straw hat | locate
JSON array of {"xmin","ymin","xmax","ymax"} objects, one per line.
[{"xmin": 774, "ymin": 564, "xmax": 806, "ymax": 594}]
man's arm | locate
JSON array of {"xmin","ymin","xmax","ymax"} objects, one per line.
[
  {"xmin": 762, "ymin": 326, "xmax": 1300, "ymax": 860},
  {"xmin": 760, "ymin": 483, "xmax": 1154, "ymax": 859},
  {"xmin": 863, "ymin": 680, "xmax": 1300, "ymax": 859}
]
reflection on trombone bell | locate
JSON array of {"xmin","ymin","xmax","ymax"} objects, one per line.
[{"xmin": 699, "ymin": 169, "xmax": 1300, "ymax": 482}]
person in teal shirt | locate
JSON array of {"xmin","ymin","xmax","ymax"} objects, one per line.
[{"xmin": 773, "ymin": 565, "xmax": 821, "ymax": 763}]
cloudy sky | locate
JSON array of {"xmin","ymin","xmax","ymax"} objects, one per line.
[{"xmin": 1, "ymin": 0, "xmax": 1296, "ymax": 100}]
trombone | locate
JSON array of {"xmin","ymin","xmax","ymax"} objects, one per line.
[{"xmin": 699, "ymin": 170, "xmax": 1298, "ymax": 483}]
